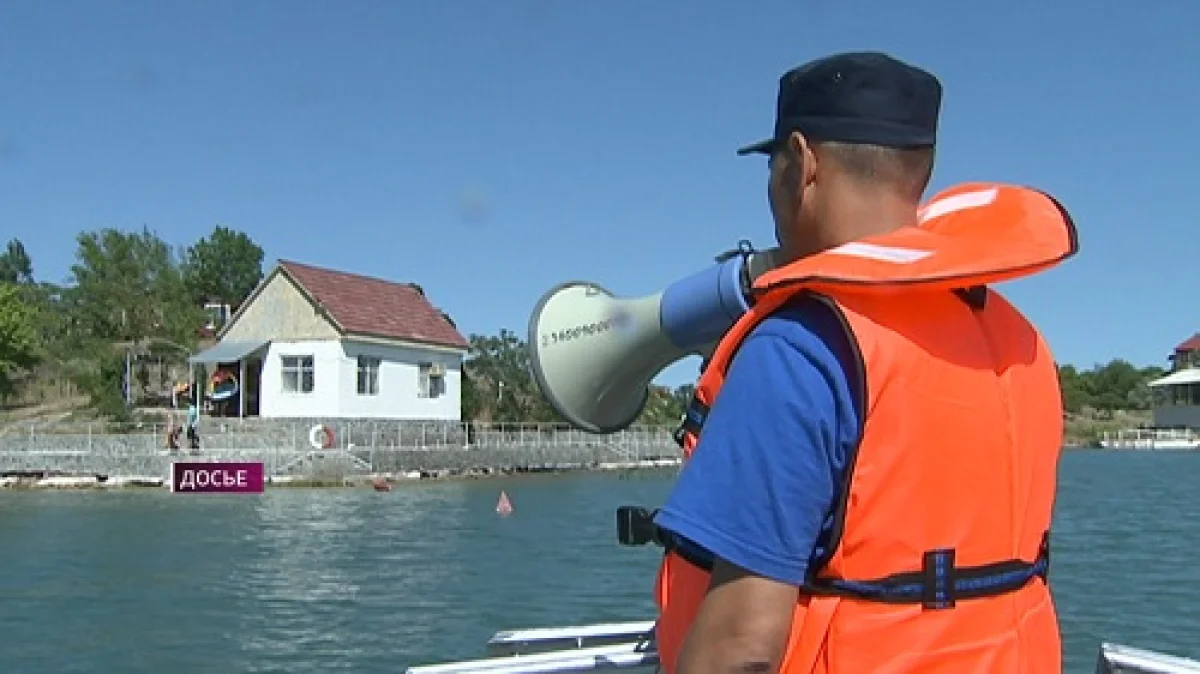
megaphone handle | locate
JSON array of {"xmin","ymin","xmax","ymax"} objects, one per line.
[
  {"xmin": 739, "ymin": 252, "xmax": 755, "ymax": 298},
  {"xmin": 745, "ymin": 246, "xmax": 785, "ymax": 291},
  {"xmin": 713, "ymin": 240, "xmax": 758, "ymax": 297},
  {"xmin": 713, "ymin": 239, "xmax": 754, "ymax": 263},
  {"xmin": 719, "ymin": 240, "xmax": 788, "ymax": 299}
]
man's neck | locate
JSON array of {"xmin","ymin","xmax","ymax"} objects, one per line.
[{"xmin": 806, "ymin": 189, "xmax": 920, "ymax": 257}]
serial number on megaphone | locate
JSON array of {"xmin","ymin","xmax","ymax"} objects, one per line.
[{"xmin": 540, "ymin": 318, "xmax": 617, "ymax": 347}]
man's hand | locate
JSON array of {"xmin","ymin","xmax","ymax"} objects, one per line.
[{"xmin": 675, "ymin": 558, "xmax": 799, "ymax": 674}]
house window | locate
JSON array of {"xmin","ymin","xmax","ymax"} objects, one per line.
[
  {"xmin": 281, "ymin": 355, "xmax": 314, "ymax": 393},
  {"xmin": 417, "ymin": 362, "xmax": 446, "ymax": 399},
  {"xmin": 357, "ymin": 356, "xmax": 380, "ymax": 395}
]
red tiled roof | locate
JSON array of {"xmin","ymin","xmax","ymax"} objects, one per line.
[
  {"xmin": 278, "ymin": 260, "xmax": 468, "ymax": 350},
  {"xmin": 1175, "ymin": 333, "xmax": 1200, "ymax": 353}
]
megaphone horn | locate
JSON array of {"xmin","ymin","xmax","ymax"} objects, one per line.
[{"xmin": 528, "ymin": 245, "xmax": 784, "ymax": 434}]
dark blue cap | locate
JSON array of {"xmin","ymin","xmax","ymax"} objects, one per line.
[{"xmin": 736, "ymin": 51, "xmax": 942, "ymax": 156}]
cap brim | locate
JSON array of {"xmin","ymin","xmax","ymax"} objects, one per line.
[{"xmin": 735, "ymin": 138, "xmax": 776, "ymax": 156}]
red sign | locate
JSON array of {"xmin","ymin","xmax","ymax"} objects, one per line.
[{"xmin": 170, "ymin": 462, "xmax": 265, "ymax": 493}]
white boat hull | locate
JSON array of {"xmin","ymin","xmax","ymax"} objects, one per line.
[
  {"xmin": 408, "ymin": 621, "xmax": 655, "ymax": 673},
  {"xmin": 1097, "ymin": 642, "xmax": 1200, "ymax": 673},
  {"xmin": 406, "ymin": 621, "xmax": 1200, "ymax": 674}
]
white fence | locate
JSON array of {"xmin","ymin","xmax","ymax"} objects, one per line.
[
  {"xmin": 1098, "ymin": 427, "xmax": 1200, "ymax": 450},
  {"xmin": 0, "ymin": 420, "xmax": 683, "ymax": 479}
]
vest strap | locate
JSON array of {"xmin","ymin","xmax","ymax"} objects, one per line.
[
  {"xmin": 672, "ymin": 397, "xmax": 710, "ymax": 448},
  {"xmin": 805, "ymin": 532, "xmax": 1051, "ymax": 609},
  {"xmin": 659, "ymin": 526, "xmax": 1049, "ymax": 610}
]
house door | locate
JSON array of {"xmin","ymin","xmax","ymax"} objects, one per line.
[{"xmin": 245, "ymin": 358, "xmax": 263, "ymax": 417}]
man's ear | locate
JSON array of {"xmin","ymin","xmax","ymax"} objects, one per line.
[{"xmin": 786, "ymin": 131, "xmax": 816, "ymax": 188}]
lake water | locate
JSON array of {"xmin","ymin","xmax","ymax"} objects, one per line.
[{"xmin": 0, "ymin": 450, "xmax": 1198, "ymax": 673}]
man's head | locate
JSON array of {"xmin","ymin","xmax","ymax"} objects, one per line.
[{"xmin": 738, "ymin": 52, "xmax": 942, "ymax": 259}]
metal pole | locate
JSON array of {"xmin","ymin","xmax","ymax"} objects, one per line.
[
  {"xmin": 124, "ymin": 348, "xmax": 132, "ymax": 406},
  {"xmin": 238, "ymin": 359, "xmax": 246, "ymax": 418}
]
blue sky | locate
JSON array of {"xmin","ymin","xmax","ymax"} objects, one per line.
[{"xmin": 1, "ymin": 0, "xmax": 1195, "ymax": 386}]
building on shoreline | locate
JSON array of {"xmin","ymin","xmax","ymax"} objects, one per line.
[
  {"xmin": 1148, "ymin": 333, "xmax": 1200, "ymax": 429},
  {"xmin": 1099, "ymin": 334, "xmax": 1200, "ymax": 450},
  {"xmin": 188, "ymin": 260, "xmax": 468, "ymax": 420}
]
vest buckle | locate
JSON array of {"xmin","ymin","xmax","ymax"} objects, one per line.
[
  {"xmin": 674, "ymin": 397, "xmax": 710, "ymax": 449},
  {"xmin": 671, "ymin": 421, "xmax": 688, "ymax": 449},
  {"xmin": 921, "ymin": 548, "xmax": 956, "ymax": 610}
]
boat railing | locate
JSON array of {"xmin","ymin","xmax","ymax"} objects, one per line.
[
  {"xmin": 1099, "ymin": 427, "xmax": 1200, "ymax": 449},
  {"xmin": 1103, "ymin": 428, "xmax": 1199, "ymax": 441}
]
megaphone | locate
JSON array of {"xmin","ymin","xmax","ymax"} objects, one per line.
[{"xmin": 528, "ymin": 243, "xmax": 784, "ymax": 434}]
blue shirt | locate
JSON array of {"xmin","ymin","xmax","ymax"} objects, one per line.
[{"xmin": 653, "ymin": 298, "xmax": 863, "ymax": 586}]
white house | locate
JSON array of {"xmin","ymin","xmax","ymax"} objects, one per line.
[{"xmin": 188, "ymin": 260, "xmax": 469, "ymax": 420}]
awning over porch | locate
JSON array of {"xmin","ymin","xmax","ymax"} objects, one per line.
[
  {"xmin": 1148, "ymin": 368, "xmax": 1200, "ymax": 388},
  {"xmin": 189, "ymin": 339, "xmax": 269, "ymax": 365}
]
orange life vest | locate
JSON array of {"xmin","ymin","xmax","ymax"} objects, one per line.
[{"xmin": 653, "ymin": 182, "xmax": 1078, "ymax": 674}]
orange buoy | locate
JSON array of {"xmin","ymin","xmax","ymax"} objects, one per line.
[{"xmin": 495, "ymin": 490, "xmax": 513, "ymax": 516}]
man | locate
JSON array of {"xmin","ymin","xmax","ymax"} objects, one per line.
[
  {"xmin": 651, "ymin": 52, "xmax": 1075, "ymax": 673},
  {"xmin": 186, "ymin": 399, "xmax": 201, "ymax": 451}
]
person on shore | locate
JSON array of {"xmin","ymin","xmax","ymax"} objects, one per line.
[
  {"xmin": 165, "ymin": 412, "xmax": 181, "ymax": 451},
  {"xmin": 185, "ymin": 401, "xmax": 201, "ymax": 451},
  {"xmin": 651, "ymin": 51, "xmax": 1076, "ymax": 673}
]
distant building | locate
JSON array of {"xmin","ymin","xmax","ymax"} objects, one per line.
[
  {"xmin": 1148, "ymin": 333, "xmax": 1200, "ymax": 429},
  {"xmin": 188, "ymin": 260, "xmax": 468, "ymax": 420}
]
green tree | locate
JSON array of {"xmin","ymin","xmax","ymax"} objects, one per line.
[
  {"xmin": 181, "ymin": 226, "xmax": 264, "ymax": 310},
  {"xmin": 1084, "ymin": 359, "xmax": 1138, "ymax": 411},
  {"xmin": 65, "ymin": 228, "xmax": 204, "ymax": 415},
  {"xmin": 1057, "ymin": 364, "xmax": 1088, "ymax": 414},
  {"xmin": 1056, "ymin": 359, "xmax": 1165, "ymax": 415},
  {"xmin": 1128, "ymin": 365, "xmax": 1166, "ymax": 409},
  {"xmin": 637, "ymin": 385, "xmax": 691, "ymax": 425},
  {"xmin": 67, "ymin": 227, "xmax": 202, "ymax": 346},
  {"xmin": 462, "ymin": 364, "xmax": 483, "ymax": 421},
  {"xmin": 460, "ymin": 327, "xmax": 700, "ymax": 427},
  {"xmin": 673, "ymin": 383, "xmax": 696, "ymax": 409},
  {"xmin": 73, "ymin": 352, "xmax": 133, "ymax": 421},
  {"xmin": 0, "ymin": 283, "xmax": 40, "ymax": 400},
  {"xmin": 25, "ymin": 283, "xmax": 73, "ymax": 354},
  {"xmin": 0, "ymin": 239, "xmax": 33, "ymax": 284},
  {"xmin": 461, "ymin": 330, "xmax": 559, "ymax": 423},
  {"xmin": 0, "ymin": 242, "xmax": 72, "ymax": 364}
]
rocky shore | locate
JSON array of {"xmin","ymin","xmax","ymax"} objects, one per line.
[{"xmin": 0, "ymin": 458, "xmax": 683, "ymax": 491}]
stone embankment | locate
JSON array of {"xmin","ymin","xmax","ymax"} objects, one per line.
[
  {"xmin": 0, "ymin": 418, "xmax": 684, "ymax": 490},
  {"xmin": 0, "ymin": 457, "xmax": 682, "ymax": 491},
  {"xmin": 0, "ymin": 473, "xmax": 167, "ymax": 490},
  {"xmin": 0, "ymin": 414, "xmax": 686, "ymax": 477}
]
